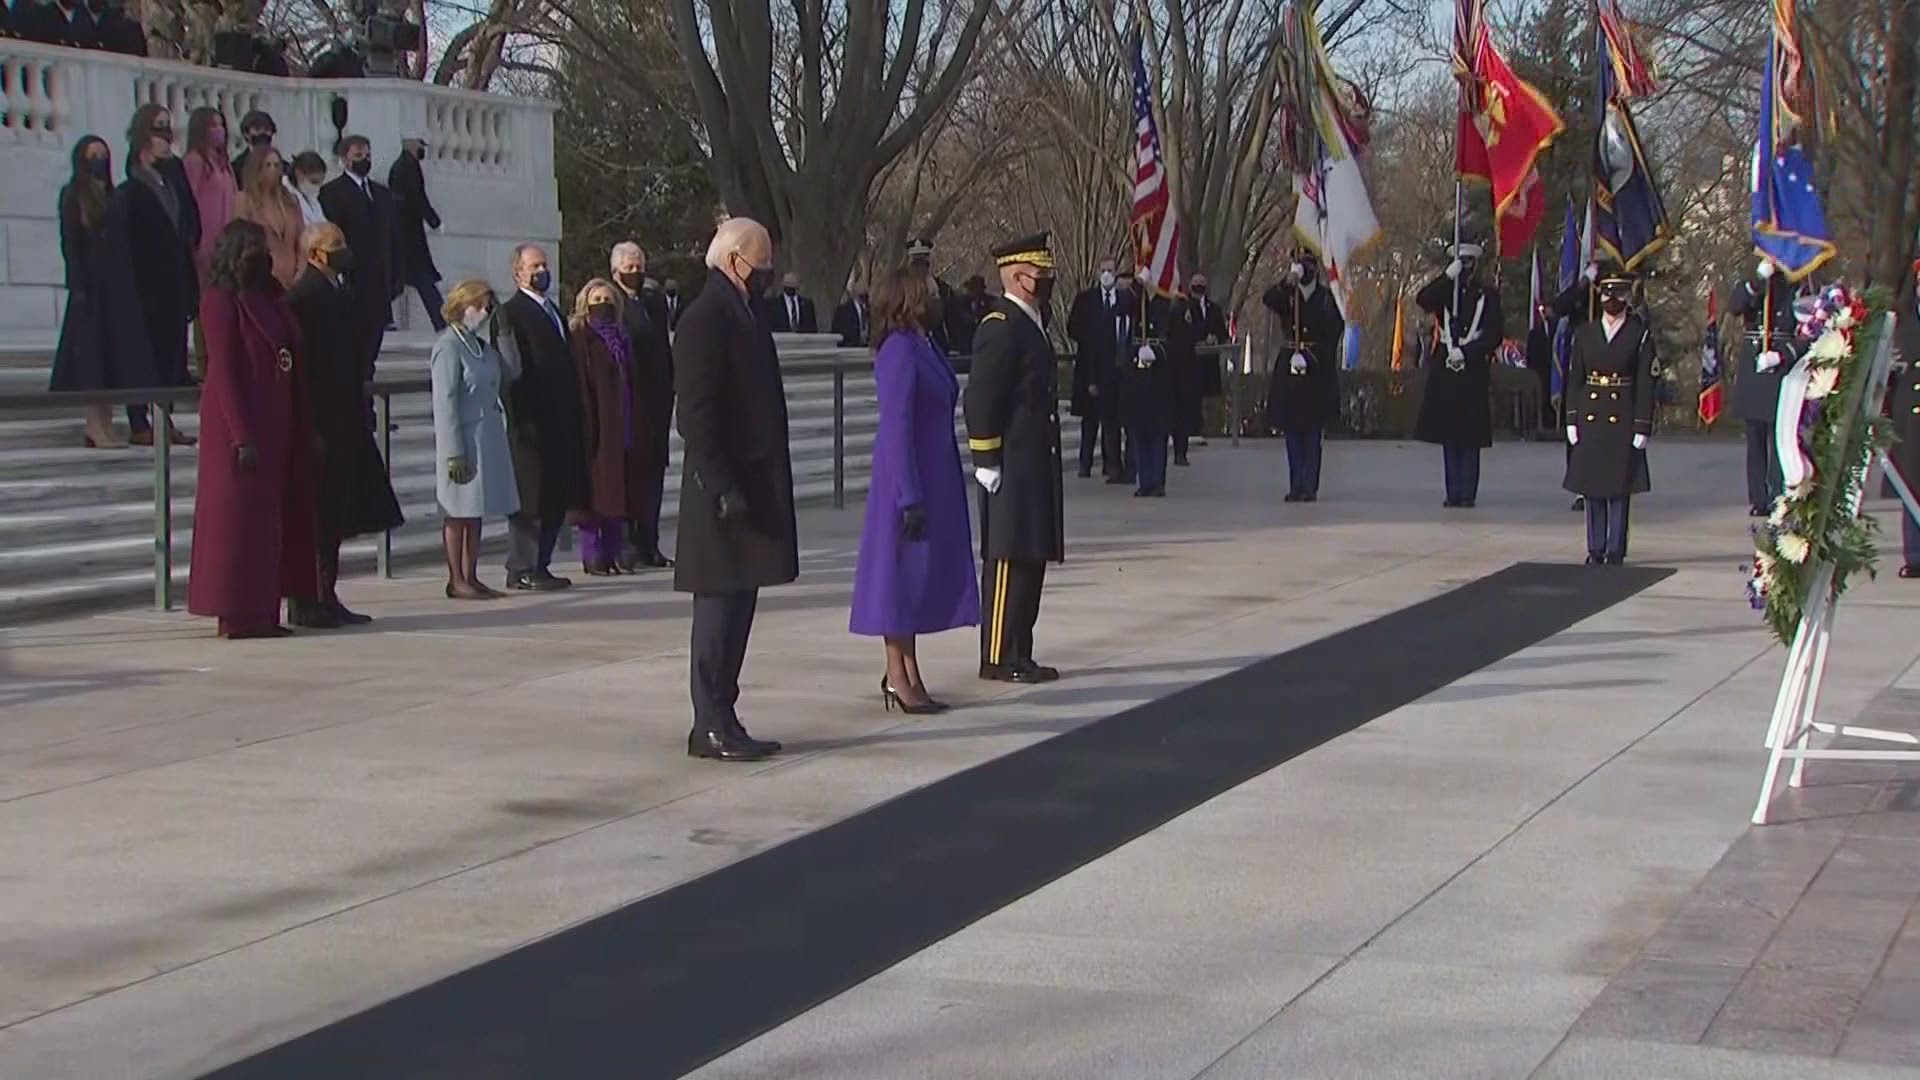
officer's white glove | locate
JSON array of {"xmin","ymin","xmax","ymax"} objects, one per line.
[
  {"xmin": 1136, "ymin": 344, "xmax": 1156, "ymax": 367},
  {"xmin": 1444, "ymin": 258, "xmax": 1463, "ymax": 281},
  {"xmin": 1632, "ymin": 433, "xmax": 1649, "ymax": 450},
  {"xmin": 1289, "ymin": 351, "xmax": 1308, "ymax": 374},
  {"xmin": 974, "ymin": 467, "xmax": 1002, "ymax": 494},
  {"xmin": 1445, "ymin": 346, "xmax": 1466, "ymax": 372},
  {"xmin": 1756, "ymin": 258, "xmax": 1775, "ymax": 280},
  {"xmin": 1583, "ymin": 262, "xmax": 1599, "ymax": 283},
  {"xmin": 1287, "ymin": 262, "xmax": 1304, "ymax": 282},
  {"xmin": 1566, "ymin": 425, "xmax": 1579, "ymax": 446},
  {"xmin": 1756, "ymin": 350, "xmax": 1782, "ymax": 373}
]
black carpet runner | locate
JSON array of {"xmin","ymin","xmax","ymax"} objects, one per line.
[{"xmin": 201, "ymin": 561, "xmax": 1669, "ymax": 1079}]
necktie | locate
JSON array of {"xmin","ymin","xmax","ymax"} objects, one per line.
[
  {"xmin": 544, "ymin": 298, "xmax": 564, "ymax": 334},
  {"xmin": 858, "ymin": 304, "xmax": 867, "ymax": 339},
  {"xmin": 789, "ymin": 297, "xmax": 798, "ymax": 328}
]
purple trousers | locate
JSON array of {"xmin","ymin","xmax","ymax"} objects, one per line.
[{"xmin": 577, "ymin": 516, "xmax": 626, "ymax": 567}]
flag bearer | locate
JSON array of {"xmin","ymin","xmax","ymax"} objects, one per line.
[{"xmin": 1414, "ymin": 242, "xmax": 1503, "ymax": 508}]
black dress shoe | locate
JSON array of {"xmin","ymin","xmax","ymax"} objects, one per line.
[
  {"xmin": 687, "ymin": 730, "xmax": 768, "ymax": 762},
  {"xmin": 729, "ymin": 721, "xmax": 783, "ymax": 754},
  {"xmin": 980, "ymin": 662, "xmax": 1046, "ymax": 683},
  {"xmin": 506, "ymin": 572, "xmax": 536, "ymax": 591},
  {"xmin": 288, "ymin": 602, "xmax": 341, "ymax": 630},
  {"xmin": 1301, "ymin": 493, "xmax": 1318, "ymax": 503},
  {"xmin": 1585, "ymin": 555, "xmax": 1604, "ymax": 565},
  {"xmin": 528, "ymin": 569, "xmax": 572, "ymax": 591},
  {"xmin": 331, "ymin": 602, "xmax": 373, "ymax": 626},
  {"xmin": 1077, "ymin": 468, "xmax": 1093, "ymax": 478},
  {"xmin": 1443, "ymin": 498, "xmax": 1461, "ymax": 508},
  {"xmin": 643, "ymin": 550, "xmax": 675, "ymax": 569},
  {"xmin": 1015, "ymin": 659, "xmax": 1061, "ymax": 682},
  {"xmin": 1173, "ymin": 456, "xmax": 1190, "ymax": 467},
  {"xmin": 1283, "ymin": 492, "xmax": 1302, "ymax": 503},
  {"xmin": 583, "ymin": 562, "xmax": 617, "ymax": 577},
  {"xmin": 1605, "ymin": 555, "xmax": 1624, "ymax": 565},
  {"xmin": 1460, "ymin": 499, "xmax": 1476, "ymax": 508},
  {"xmin": 1106, "ymin": 475, "xmax": 1130, "ymax": 485}
]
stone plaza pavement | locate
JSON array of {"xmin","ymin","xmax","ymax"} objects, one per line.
[{"xmin": 2, "ymin": 437, "xmax": 1917, "ymax": 1079}]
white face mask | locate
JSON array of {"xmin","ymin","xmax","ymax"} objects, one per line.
[
  {"xmin": 462, "ymin": 307, "xmax": 489, "ymax": 332},
  {"xmin": 299, "ymin": 180, "xmax": 322, "ymax": 198},
  {"xmin": 1099, "ymin": 271, "xmax": 1116, "ymax": 289}
]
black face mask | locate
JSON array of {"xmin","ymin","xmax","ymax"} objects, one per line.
[
  {"xmin": 413, "ymin": 146, "xmax": 427, "ymax": 161},
  {"xmin": 84, "ymin": 157, "xmax": 110, "ymax": 182},
  {"xmin": 616, "ymin": 271, "xmax": 644, "ymax": 292},
  {"xmin": 665, "ymin": 288, "xmax": 679, "ymax": 299},
  {"xmin": 588, "ymin": 302, "xmax": 617, "ymax": 323},
  {"xmin": 1028, "ymin": 275, "xmax": 1056, "ymax": 308},
  {"xmin": 736, "ymin": 256, "xmax": 775, "ymax": 299},
  {"xmin": 248, "ymin": 132, "xmax": 272, "ymax": 148},
  {"xmin": 324, "ymin": 247, "xmax": 353, "ymax": 275},
  {"xmin": 1601, "ymin": 298, "xmax": 1629, "ymax": 316},
  {"xmin": 242, "ymin": 250, "xmax": 273, "ymax": 284},
  {"xmin": 1190, "ymin": 286, "xmax": 1207, "ymax": 299},
  {"xmin": 529, "ymin": 269, "xmax": 552, "ymax": 293},
  {"xmin": 348, "ymin": 158, "xmax": 372, "ymax": 178}
]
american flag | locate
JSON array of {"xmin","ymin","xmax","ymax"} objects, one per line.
[{"xmin": 1131, "ymin": 33, "xmax": 1181, "ymax": 296}]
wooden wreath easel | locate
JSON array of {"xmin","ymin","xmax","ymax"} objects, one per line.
[{"xmin": 1753, "ymin": 313, "xmax": 1920, "ymax": 824}]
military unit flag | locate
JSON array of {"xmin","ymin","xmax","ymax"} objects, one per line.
[
  {"xmin": 1699, "ymin": 289, "xmax": 1724, "ymax": 427},
  {"xmin": 1751, "ymin": 0, "xmax": 1834, "ymax": 281},
  {"xmin": 1590, "ymin": 0, "xmax": 1671, "ymax": 270},
  {"xmin": 1468, "ymin": 26, "xmax": 1563, "ymax": 253}
]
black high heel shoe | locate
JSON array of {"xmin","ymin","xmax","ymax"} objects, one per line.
[{"xmin": 881, "ymin": 677, "xmax": 943, "ymax": 716}]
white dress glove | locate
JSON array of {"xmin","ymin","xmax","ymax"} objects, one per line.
[
  {"xmin": 1136, "ymin": 344, "xmax": 1156, "ymax": 367},
  {"xmin": 974, "ymin": 467, "xmax": 1002, "ymax": 494},
  {"xmin": 1566, "ymin": 425, "xmax": 1579, "ymax": 446},
  {"xmin": 1632, "ymin": 433, "xmax": 1648, "ymax": 449},
  {"xmin": 1289, "ymin": 351, "xmax": 1308, "ymax": 374},
  {"xmin": 1444, "ymin": 258, "xmax": 1463, "ymax": 281},
  {"xmin": 1756, "ymin": 350, "xmax": 1781, "ymax": 373},
  {"xmin": 1756, "ymin": 258, "xmax": 1775, "ymax": 280},
  {"xmin": 1288, "ymin": 262, "xmax": 1305, "ymax": 282}
]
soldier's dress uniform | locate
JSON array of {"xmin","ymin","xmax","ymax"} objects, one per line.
[
  {"xmin": 1260, "ymin": 253, "xmax": 1344, "ymax": 501},
  {"xmin": 1727, "ymin": 271, "xmax": 1801, "ymax": 514},
  {"xmin": 1893, "ymin": 278, "xmax": 1920, "ymax": 576},
  {"xmin": 966, "ymin": 233, "xmax": 1066, "ymax": 682},
  {"xmin": 1414, "ymin": 244, "xmax": 1503, "ymax": 507},
  {"xmin": 1563, "ymin": 274, "xmax": 1655, "ymax": 564}
]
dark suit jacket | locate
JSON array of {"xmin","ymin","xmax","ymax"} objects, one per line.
[
  {"xmin": 95, "ymin": 8, "xmax": 144, "ymax": 53},
  {"xmin": 1065, "ymin": 286, "xmax": 1137, "ymax": 417},
  {"xmin": 618, "ymin": 285, "xmax": 674, "ymax": 427},
  {"xmin": 767, "ymin": 292, "xmax": 818, "ymax": 334},
  {"xmin": 386, "ymin": 151, "xmax": 440, "ymax": 281},
  {"xmin": 19, "ymin": 0, "xmax": 94, "ymax": 46},
  {"xmin": 672, "ymin": 268, "xmax": 799, "ymax": 593},
  {"xmin": 832, "ymin": 298, "xmax": 870, "ymax": 348},
  {"xmin": 318, "ymin": 173, "xmax": 401, "ymax": 317},
  {"xmin": 499, "ymin": 290, "xmax": 586, "ymax": 516}
]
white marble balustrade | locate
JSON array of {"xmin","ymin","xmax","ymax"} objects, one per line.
[{"xmin": 0, "ymin": 38, "xmax": 560, "ymax": 345}]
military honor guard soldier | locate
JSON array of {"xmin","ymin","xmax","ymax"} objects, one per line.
[
  {"xmin": 1260, "ymin": 247, "xmax": 1345, "ymax": 502},
  {"xmin": 1414, "ymin": 241, "xmax": 1503, "ymax": 508},
  {"xmin": 965, "ymin": 233, "xmax": 1067, "ymax": 684},
  {"xmin": 1728, "ymin": 258, "xmax": 1802, "ymax": 516},
  {"xmin": 1563, "ymin": 272, "xmax": 1654, "ymax": 564}
]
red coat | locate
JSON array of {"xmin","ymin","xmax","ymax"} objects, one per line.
[
  {"xmin": 572, "ymin": 323, "xmax": 647, "ymax": 519},
  {"xmin": 188, "ymin": 284, "xmax": 320, "ymax": 620}
]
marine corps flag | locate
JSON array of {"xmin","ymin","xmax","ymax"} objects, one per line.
[
  {"xmin": 1469, "ymin": 27, "xmax": 1564, "ymax": 253},
  {"xmin": 1591, "ymin": 2, "xmax": 1671, "ymax": 270},
  {"xmin": 1453, "ymin": 0, "xmax": 1490, "ymax": 181}
]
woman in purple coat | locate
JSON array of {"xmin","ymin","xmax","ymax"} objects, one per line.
[{"xmin": 850, "ymin": 267, "xmax": 980, "ymax": 713}]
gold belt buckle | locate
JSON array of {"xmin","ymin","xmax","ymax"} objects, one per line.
[{"xmin": 277, "ymin": 348, "xmax": 294, "ymax": 373}]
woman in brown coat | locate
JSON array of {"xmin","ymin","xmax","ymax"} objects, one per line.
[
  {"xmin": 233, "ymin": 146, "xmax": 304, "ymax": 287},
  {"xmin": 569, "ymin": 279, "xmax": 647, "ymax": 575}
]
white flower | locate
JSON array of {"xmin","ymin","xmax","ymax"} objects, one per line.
[
  {"xmin": 1776, "ymin": 532, "xmax": 1811, "ymax": 564},
  {"xmin": 1755, "ymin": 551, "xmax": 1776, "ymax": 578},
  {"xmin": 1831, "ymin": 309, "xmax": 1856, "ymax": 331},
  {"xmin": 1787, "ymin": 475, "xmax": 1816, "ymax": 500},
  {"xmin": 1768, "ymin": 500, "xmax": 1792, "ymax": 527},
  {"xmin": 1806, "ymin": 330, "xmax": 1849, "ymax": 362},
  {"xmin": 1805, "ymin": 364, "xmax": 1841, "ymax": 399}
]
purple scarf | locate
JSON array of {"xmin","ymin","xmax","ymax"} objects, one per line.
[{"xmin": 588, "ymin": 317, "xmax": 634, "ymax": 450}]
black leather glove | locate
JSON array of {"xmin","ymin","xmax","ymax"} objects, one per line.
[
  {"xmin": 235, "ymin": 444, "xmax": 258, "ymax": 472},
  {"xmin": 901, "ymin": 504, "xmax": 928, "ymax": 541},
  {"xmin": 716, "ymin": 491, "xmax": 749, "ymax": 523}
]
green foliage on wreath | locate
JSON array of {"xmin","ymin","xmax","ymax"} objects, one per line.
[{"xmin": 1753, "ymin": 289, "xmax": 1896, "ymax": 645}]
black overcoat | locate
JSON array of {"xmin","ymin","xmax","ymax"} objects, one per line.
[
  {"xmin": 499, "ymin": 290, "xmax": 588, "ymax": 518},
  {"xmin": 671, "ymin": 269, "xmax": 800, "ymax": 594},
  {"xmin": 1261, "ymin": 282, "xmax": 1343, "ymax": 433},
  {"xmin": 1562, "ymin": 315, "xmax": 1654, "ymax": 498},
  {"xmin": 1413, "ymin": 274, "xmax": 1502, "ymax": 448},
  {"xmin": 111, "ymin": 174, "xmax": 197, "ymax": 388},
  {"xmin": 286, "ymin": 265, "xmax": 405, "ymax": 538},
  {"xmin": 964, "ymin": 297, "xmax": 1065, "ymax": 563},
  {"xmin": 1727, "ymin": 274, "xmax": 1800, "ymax": 423},
  {"xmin": 1891, "ymin": 302, "xmax": 1920, "ymax": 491},
  {"xmin": 318, "ymin": 174, "xmax": 402, "ymax": 322},
  {"xmin": 1120, "ymin": 297, "xmax": 1175, "ymax": 431},
  {"xmin": 1065, "ymin": 286, "xmax": 1131, "ymax": 418},
  {"xmin": 50, "ymin": 183, "xmax": 117, "ymax": 392},
  {"xmin": 386, "ymin": 151, "xmax": 441, "ymax": 283}
]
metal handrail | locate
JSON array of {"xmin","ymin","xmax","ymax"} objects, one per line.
[{"xmin": 0, "ymin": 346, "xmax": 1241, "ymax": 614}]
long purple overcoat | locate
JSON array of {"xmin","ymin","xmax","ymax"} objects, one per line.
[{"xmin": 850, "ymin": 330, "xmax": 980, "ymax": 637}]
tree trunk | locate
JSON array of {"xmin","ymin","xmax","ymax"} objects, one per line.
[{"xmin": 1868, "ymin": 0, "xmax": 1919, "ymax": 286}]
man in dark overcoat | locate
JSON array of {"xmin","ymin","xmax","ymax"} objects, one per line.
[
  {"xmin": 1065, "ymin": 258, "xmax": 1134, "ymax": 481},
  {"xmin": 285, "ymin": 222, "xmax": 404, "ymax": 626},
  {"xmin": 673, "ymin": 218, "xmax": 797, "ymax": 762},
  {"xmin": 497, "ymin": 242, "xmax": 585, "ymax": 590},
  {"xmin": 387, "ymin": 136, "xmax": 444, "ymax": 330},
  {"xmin": 1414, "ymin": 241, "xmax": 1503, "ymax": 507},
  {"xmin": 1170, "ymin": 272, "xmax": 1229, "ymax": 463},
  {"xmin": 319, "ymin": 134, "xmax": 401, "ymax": 387},
  {"xmin": 1261, "ymin": 249, "xmax": 1344, "ymax": 501},
  {"xmin": 1892, "ymin": 264, "xmax": 1920, "ymax": 578},
  {"xmin": 1727, "ymin": 258, "xmax": 1801, "ymax": 515},
  {"xmin": 1562, "ymin": 272, "xmax": 1654, "ymax": 564},
  {"xmin": 612, "ymin": 240, "xmax": 675, "ymax": 569},
  {"xmin": 832, "ymin": 286, "xmax": 871, "ymax": 348},
  {"xmin": 966, "ymin": 232, "xmax": 1066, "ymax": 684}
]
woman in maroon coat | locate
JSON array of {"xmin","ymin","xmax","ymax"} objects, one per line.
[
  {"xmin": 569, "ymin": 279, "xmax": 647, "ymax": 575},
  {"xmin": 188, "ymin": 219, "xmax": 321, "ymax": 638}
]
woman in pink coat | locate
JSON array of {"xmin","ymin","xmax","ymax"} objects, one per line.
[
  {"xmin": 188, "ymin": 219, "xmax": 321, "ymax": 639},
  {"xmin": 183, "ymin": 107, "xmax": 235, "ymax": 374}
]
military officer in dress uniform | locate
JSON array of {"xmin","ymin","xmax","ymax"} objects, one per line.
[
  {"xmin": 1563, "ymin": 272, "xmax": 1655, "ymax": 564},
  {"xmin": 966, "ymin": 233, "xmax": 1067, "ymax": 684},
  {"xmin": 908, "ymin": 237, "xmax": 959, "ymax": 356},
  {"xmin": 1892, "ymin": 261, "xmax": 1920, "ymax": 578},
  {"xmin": 1550, "ymin": 260, "xmax": 1604, "ymax": 510},
  {"xmin": 1261, "ymin": 248, "xmax": 1345, "ymax": 502},
  {"xmin": 1727, "ymin": 257, "xmax": 1801, "ymax": 516},
  {"xmin": 1414, "ymin": 241, "xmax": 1503, "ymax": 507}
]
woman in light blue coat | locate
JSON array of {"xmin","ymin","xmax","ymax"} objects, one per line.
[{"xmin": 431, "ymin": 279, "xmax": 520, "ymax": 600}]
